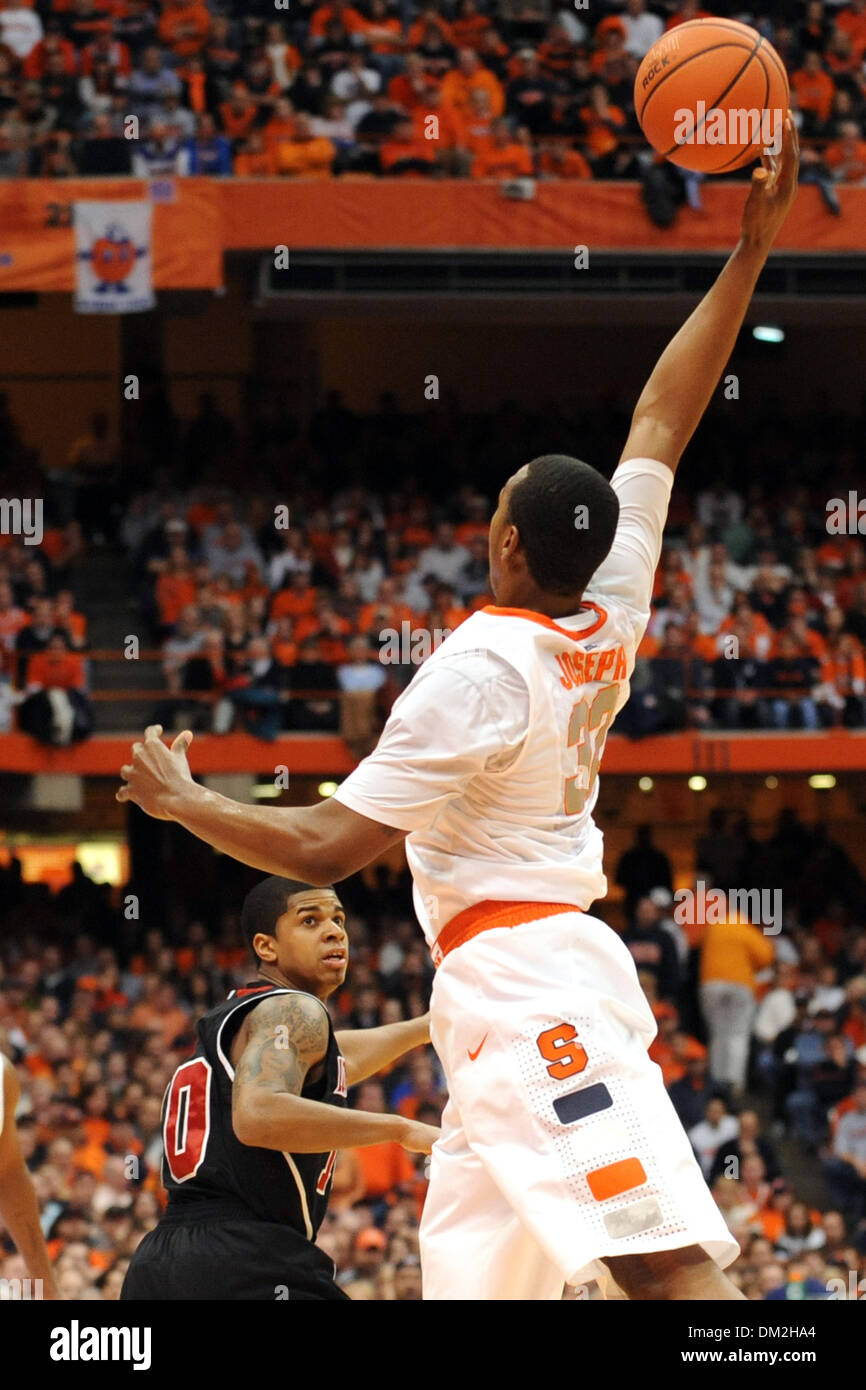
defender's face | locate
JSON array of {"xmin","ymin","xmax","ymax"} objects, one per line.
[{"xmin": 260, "ymin": 889, "xmax": 349, "ymax": 995}]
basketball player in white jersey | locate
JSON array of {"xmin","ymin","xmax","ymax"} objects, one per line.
[
  {"xmin": 0, "ymin": 1055, "xmax": 57, "ymax": 1297},
  {"xmin": 118, "ymin": 118, "xmax": 799, "ymax": 1300}
]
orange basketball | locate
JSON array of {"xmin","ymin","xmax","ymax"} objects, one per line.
[{"xmin": 634, "ymin": 18, "xmax": 790, "ymax": 174}]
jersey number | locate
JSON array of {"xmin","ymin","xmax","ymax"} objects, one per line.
[
  {"xmin": 537, "ymin": 1023, "xmax": 588, "ymax": 1081},
  {"xmin": 564, "ymin": 682, "xmax": 619, "ymax": 816},
  {"xmin": 164, "ymin": 1057, "xmax": 213, "ymax": 1182},
  {"xmin": 316, "ymin": 1149, "xmax": 337, "ymax": 1196}
]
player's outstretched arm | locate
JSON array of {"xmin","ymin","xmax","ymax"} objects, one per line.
[
  {"xmin": 232, "ymin": 995, "xmax": 438, "ymax": 1154},
  {"xmin": 335, "ymin": 1012, "xmax": 430, "ymax": 1087},
  {"xmin": 118, "ymin": 726, "xmax": 406, "ymax": 883},
  {"xmin": 0, "ymin": 1060, "xmax": 57, "ymax": 1298},
  {"xmin": 620, "ymin": 113, "xmax": 799, "ymax": 476}
]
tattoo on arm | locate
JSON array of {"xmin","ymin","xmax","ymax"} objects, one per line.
[{"xmin": 232, "ymin": 994, "xmax": 329, "ymax": 1118}]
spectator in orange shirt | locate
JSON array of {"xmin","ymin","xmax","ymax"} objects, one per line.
[
  {"xmin": 23, "ymin": 24, "xmax": 77, "ymax": 79},
  {"xmin": 80, "ymin": 26, "xmax": 131, "ymax": 79},
  {"xmin": 261, "ymin": 96, "xmax": 296, "ymax": 156},
  {"xmin": 460, "ymin": 83, "xmax": 494, "ymax": 157},
  {"xmin": 791, "ymin": 51, "xmax": 836, "ymax": 129},
  {"xmin": 666, "ymin": 0, "xmax": 713, "ymax": 30},
  {"xmin": 272, "ymin": 112, "xmax": 335, "ymax": 178},
  {"xmin": 219, "ymin": 82, "xmax": 259, "ymax": 146},
  {"xmin": 783, "ymin": 615, "xmax": 827, "ymax": 662},
  {"xmin": 408, "ymin": 4, "xmax": 455, "ymax": 49},
  {"xmin": 451, "ymin": 0, "xmax": 494, "ymax": 52},
  {"xmin": 471, "ymin": 116, "xmax": 533, "ymax": 176},
  {"xmin": 358, "ymin": 0, "xmax": 404, "ymax": 64},
  {"xmin": 440, "ymin": 47, "xmax": 504, "ymax": 119},
  {"xmin": 379, "ymin": 116, "xmax": 436, "ymax": 174},
  {"xmin": 579, "ymin": 81, "xmax": 636, "ymax": 176},
  {"xmin": 234, "ymin": 129, "xmax": 276, "ymax": 177},
  {"xmin": 155, "ymin": 546, "xmax": 197, "ymax": 632},
  {"xmin": 357, "ymin": 578, "xmax": 415, "ymax": 638},
  {"xmin": 350, "ymin": 1080, "xmax": 417, "ymax": 1201},
  {"xmin": 271, "ymin": 572, "xmax": 318, "ymax": 621},
  {"xmin": 410, "ymin": 84, "xmax": 466, "ymax": 173},
  {"xmin": 824, "ymin": 27, "xmax": 860, "ymax": 77},
  {"xmin": 158, "ymin": 0, "xmax": 211, "ymax": 59},
  {"xmin": 537, "ymin": 19, "xmax": 580, "ymax": 80},
  {"xmin": 388, "ymin": 52, "xmax": 437, "ymax": 112},
  {"xmin": 270, "ymin": 616, "xmax": 298, "ymax": 669},
  {"xmin": 818, "ymin": 606, "xmax": 866, "ymax": 723},
  {"xmin": 20, "ymin": 632, "xmax": 92, "ymax": 746},
  {"xmin": 700, "ymin": 914, "xmax": 775, "ymax": 1097},
  {"xmin": 824, "ymin": 119, "xmax": 866, "ymax": 182},
  {"xmin": 836, "ymin": 0, "xmax": 866, "ymax": 57},
  {"xmin": 309, "ymin": 0, "xmax": 367, "ymax": 41}
]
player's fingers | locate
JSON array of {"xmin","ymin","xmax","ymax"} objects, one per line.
[
  {"xmin": 170, "ymin": 730, "xmax": 193, "ymax": 755},
  {"xmin": 116, "ymin": 786, "xmax": 130, "ymax": 803},
  {"xmin": 143, "ymin": 724, "xmax": 164, "ymax": 742},
  {"xmin": 130, "ymin": 743, "xmax": 142, "ymax": 760},
  {"xmin": 120, "ymin": 763, "xmax": 134, "ymax": 779}
]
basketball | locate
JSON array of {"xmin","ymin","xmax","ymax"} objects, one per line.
[{"xmin": 635, "ymin": 18, "xmax": 790, "ymax": 174}]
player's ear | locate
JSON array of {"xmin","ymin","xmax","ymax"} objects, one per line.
[{"xmin": 253, "ymin": 932, "xmax": 278, "ymax": 964}]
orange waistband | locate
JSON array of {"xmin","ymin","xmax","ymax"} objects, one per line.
[{"xmin": 431, "ymin": 899, "xmax": 582, "ymax": 967}]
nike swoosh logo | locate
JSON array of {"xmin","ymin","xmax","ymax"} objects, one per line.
[{"xmin": 467, "ymin": 1033, "xmax": 489, "ymax": 1062}]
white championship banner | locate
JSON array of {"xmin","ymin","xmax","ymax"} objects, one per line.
[{"xmin": 73, "ymin": 200, "xmax": 155, "ymax": 314}]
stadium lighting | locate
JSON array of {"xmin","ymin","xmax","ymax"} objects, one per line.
[
  {"xmin": 252, "ymin": 783, "xmax": 282, "ymax": 799},
  {"xmin": 318, "ymin": 781, "xmax": 339, "ymax": 798},
  {"xmin": 752, "ymin": 325, "xmax": 785, "ymax": 344},
  {"xmin": 765, "ymin": 776, "xmax": 779, "ymax": 789},
  {"xmin": 638, "ymin": 777, "xmax": 654, "ymax": 792},
  {"xmin": 808, "ymin": 774, "xmax": 836, "ymax": 790},
  {"xmin": 688, "ymin": 775, "xmax": 707, "ymax": 792}
]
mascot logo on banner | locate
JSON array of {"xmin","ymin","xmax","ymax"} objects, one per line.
[{"xmin": 74, "ymin": 200, "xmax": 155, "ymax": 313}]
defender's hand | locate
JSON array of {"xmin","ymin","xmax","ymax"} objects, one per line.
[
  {"xmin": 398, "ymin": 1119, "xmax": 440, "ymax": 1154},
  {"xmin": 117, "ymin": 725, "xmax": 194, "ymax": 819}
]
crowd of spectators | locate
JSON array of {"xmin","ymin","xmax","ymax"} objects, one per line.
[
  {"xmin": 3, "ymin": 386, "xmax": 866, "ymax": 740},
  {"xmin": 1, "ymin": 805, "xmax": 865, "ymax": 1299},
  {"xmin": 0, "ymin": 0, "xmax": 865, "ymax": 183}
]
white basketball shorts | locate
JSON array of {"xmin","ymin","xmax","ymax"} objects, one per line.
[{"xmin": 419, "ymin": 908, "xmax": 739, "ymax": 1300}]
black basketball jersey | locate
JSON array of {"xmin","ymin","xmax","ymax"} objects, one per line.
[{"xmin": 161, "ymin": 982, "xmax": 348, "ymax": 1238}]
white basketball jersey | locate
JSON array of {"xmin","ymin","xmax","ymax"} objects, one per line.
[{"xmin": 335, "ymin": 458, "xmax": 674, "ymax": 944}]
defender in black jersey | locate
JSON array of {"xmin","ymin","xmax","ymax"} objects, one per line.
[{"xmin": 121, "ymin": 875, "xmax": 437, "ymax": 1300}]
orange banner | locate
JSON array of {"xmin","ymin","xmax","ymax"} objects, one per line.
[
  {"xmin": 0, "ymin": 729, "xmax": 863, "ymax": 776},
  {"xmin": 0, "ymin": 178, "xmax": 863, "ymax": 293},
  {"xmin": 0, "ymin": 178, "xmax": 223, "ymax": 291},
  {"xmin": 221, "ymin": 178, "xmax": 866, "ymax": 253}
]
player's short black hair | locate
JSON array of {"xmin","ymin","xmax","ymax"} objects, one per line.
[
  {"xmin": 507, "ymin": 454, "xmax": 620, "ymax": 596},
  {"xmin": 240, "ymin": 876, "xmax": 331, "ymax": 957}
]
